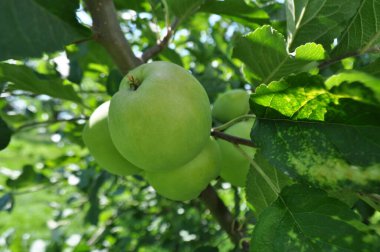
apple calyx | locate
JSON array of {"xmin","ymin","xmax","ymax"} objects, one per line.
[{"xmin": 127, "ymin": 74, "xmax": 141, "ymax": 90}]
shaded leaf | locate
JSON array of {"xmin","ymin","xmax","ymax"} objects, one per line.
[
  {"xmin": 250, "ymin": 73, "xmax": 380, "ymax": 191},
  {"xmin": 200, "ymin": 0, "xmax": 268, "ymax": 25},
  {"xmin": 246, "ymin": 152, "xmax": 291, "ymax": 216},
  {"xmin": 332, "ymin": 0, "xmax": 380, "ymax": 56},
  {"xmin": 0, "ymin": 0, "xmax": 89, "ymax": 60},
  {"xmin": 157, "ymin": 48, "xmax": 184, "ymax": 67},
  {"xmin": 0, "ymin": 193, "xmax": 14, "ymax": 213},
  {"xmin": 114, "ymin": 0, "xmax": 150, "ymax": 11},
  {"xmin": 286, "ymin": 0, "xmax": 360, "ymax": 51},
  {"xmin": 0, "ymin": 116, "xmax": 12, "ymax": 151},
  {"xmin": 251, "ymin": 184, "xmax": 379, "ymax": 252},
  {"xmin": 195, "ymin": 246, "xmax": 218, "ymax": 252},
  {"xmin": 361, "ymin": 57, "xmax": 380, "ymax": 78},
  {"xmin": 163, "ymin": 0, "xmax": 204, "ymax": 18},
  {"xmin": 106, "ymin": 69, "xmax": 123, "ymax": 96},
  {"xmin": 233, "ymin": 25, "xmax": 325, "ymax": 84},
  {"xmin": 6, "ymin": 165, "xmax": 48, "ymax": 189},
  {"xmin": 0, "ymin": 63, "xmax": 81, "ymax": 103},
  {"xmin": 66, "ymin": 41, "xmax": 115, "ymax": 73},
  {"xmin": 195, "ymin": 66, "xmax": 229, "ymax": 102},
  {"xmin": 85, "ymin": 171, "xmax": 108, "ymax": 225}
]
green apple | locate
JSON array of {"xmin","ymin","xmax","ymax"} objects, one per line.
[
  {"xmin": 212, "ymin": 89, "xmax": 250, "ymax": 123},
  {"xmin": 217, "ymin": 119, "xmax": 255, "ymax": 187},
  {"xmin": 82, "ymin": 101, "xmax": 141, "ymax": 176},
  {"xmin": 145, "ymin": 138, "xmax": 221, "ymax": 201},
  {"xmin": 108, "ymin": 61, "xmax": 212, "ymax": 171}
]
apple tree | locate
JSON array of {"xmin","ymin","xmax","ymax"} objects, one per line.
[{"xmin": 1, "ymin": 0, "xmax": 380, "ymax": 251}]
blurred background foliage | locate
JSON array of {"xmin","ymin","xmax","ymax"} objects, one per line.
[{"xmin": 1, "ymin": 0, "xmax": 380, "ymax": 251}]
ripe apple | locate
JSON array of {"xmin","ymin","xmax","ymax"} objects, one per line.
[
  {"xmin": 145, "ymin": 138, "xmax": 221, "ymax": 201},
  {"xmin": 108, "ymin": 61, "xmax": 212, "ymax": 171},
  {"xmin": 217, "ymin": 119, "xmax": 256, "ymax": 187},
  {"xmin": 82, "ymin": 101, "xmax": 141, "ymax": 176},
  {"xmin": 212, "ymin": 89, "xmax": 250, "ymax": 123}
]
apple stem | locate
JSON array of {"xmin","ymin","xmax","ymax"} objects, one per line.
[{"xmin": 200, "ymin": 185, "xmax": 249, "ymax": 251}]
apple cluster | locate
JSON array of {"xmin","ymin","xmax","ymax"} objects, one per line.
[
  {"xmin": 83, "ymin": 62, "xmax": 220, "ymax": 201},
  {"xmin": 83, "ymin": 61, "xmax": 255, "ymax": 201}
]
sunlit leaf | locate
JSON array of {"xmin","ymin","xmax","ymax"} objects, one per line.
[
  {"xmin": 326, "ymin": 70, "xmax": 380, "ymax": 103},
  {"xmin": 250, "ymin": 73, "xmax": 380, "ymax": 191},
  {"xmin": 233, "ymin": 25, "xmax": 325, "ymax": 84}
]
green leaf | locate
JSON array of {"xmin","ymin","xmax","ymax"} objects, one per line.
[
  {"xmin": 66, "ymin": 41, "xmax": 115, "ymax": 73},
  {"xmin": 0, "ymin": 63, "xmax": 82, "ymax": 103},
  {"xmin": 361, "ymin": 57, "xmax": 380, "ymax": 78},
  {"xmin": 0, "ymin": 116, "xmax": 12, "ymax": 151},
  {"xmin": 106, "ymin": 69, "xmax": 123, "ymax": 96},
  {"xmin": 0, "ymin": 0, "xmax": 89, "ymax": 60},
  {"xmin": 251, "ymin": 184, "xmax": 379, "ymax": 252},
  {"xmin": 85, "ymin": 171, "xmax": 108, "ymax": 225},
  {"xmin": 194, "ymin": 246, "xmax": 218, "ymax": 252},
  {"xmin": 326, "ymin": 70, "xmax": 380, "ymax": 103},
  {"xmin": 163, "ymin": 0, "xmax": 204, "ymax": 18},
  {"xmin": 114, "ymin": 0, "xmax": 150, "ymax": 12},
  {"xmin": 332, "ymin": 0, "xmax": 380, "ymax": 56},
  {"xmin": 233, "ymin": 25, "xmax": 325, "ymax": 84},
  {"xmin": 286, "ymin": 0, "xmax": 360, "ymax": 51},
  {"xmin": 0, "ymin": 193, "xmax": 14, "ymax": 213},
  {"xmin": 200, "ymin": 0, "xmax": 269, "ymax": 25},
  {"xmin": 157, "ymin": 48, "xmax": 184, "ymax": 67},
  {"xmin": 6, "ymin": 165, "xmax": 48, "ymax": 189},
  {"xmin": 195, "ymin": 67, "xmax": 229, "ymax": 102},
  {"xmin": 250, "ymin": 73, "xmax": 380, "ymax": 191},
  {"xmin": 246, "ymin": 152, "xmax": 291, "ymax": 216}
]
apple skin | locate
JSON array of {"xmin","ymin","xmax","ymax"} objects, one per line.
[
  {"xmin": 82, "ymin": 101, "xmax": 141, "ymax": 176},
  {"xmin": 212, "ymin": 89, "xmax": 250, "ymax": 123},
  {"xmin": 217, "ymin": 119, "xmax": 256, "ymax": 187},
  {"xmin": 145, "ymin": 138, "xmax": 221, "ymax": 201},
  {"xmin": 108, "ymin": 61, "xmax": 212, "ymax": 171}
]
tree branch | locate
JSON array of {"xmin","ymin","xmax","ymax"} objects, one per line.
[
  {"xmin": 141, "ymin": 18, "xmax": 180, "ymax": 62},
  {"xmin": 84, "ymin": 0, "xmax": 143, "ymax": 74},
  {"xmin": 318, "ymin": 46, "xmax": 380, "ymax": 69},
  {"xmin": 211, "ymin": 130, "xmax": 256, "ymax": 148},
  {"xmin": 14, "ymin": 117, "xmax": 88, "ymax": 133},
  {"xmin": 200, "ymin": 185, "xmax": 249, "ymax": 251}
]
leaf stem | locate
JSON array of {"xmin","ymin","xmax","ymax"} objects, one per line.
[{"xmin": 318, "ymin": 46, "xmax": 380, "ymax": 69}]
